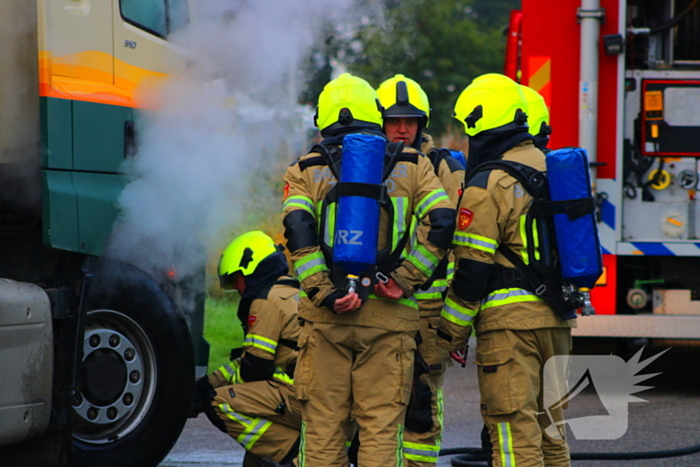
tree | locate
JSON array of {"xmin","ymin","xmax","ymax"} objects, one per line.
[
  {"xmin": 470, "ymin": 0, "xmax": 521, "ymax": 28},
  {"xmin": 339, "ymin": 0, "xmax": 516, "ymax": 135}
]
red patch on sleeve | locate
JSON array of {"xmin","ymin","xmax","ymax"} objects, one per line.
[
  {"xmin": 458, "ymin": 208, "xmax": 474, "ymax": 230},
  {"xmin": 283, "ymin": 182, "xmax": 290, "ymax": 200},
  {"xmin": 247, "ymin": 316, "xmax": 257, "ymax": 327}
]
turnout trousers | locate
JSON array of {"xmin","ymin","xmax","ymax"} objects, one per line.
[
  {"xmin": 403, "ymin": 316, "xmax": 452, "ymax": 466},
  {"xmin": 294, "ymin": 321, "xmax": 415, "ymax": 467},
  {"xmin": 211, "ymin": 379, "xmax": 301, "ymax": 463},
  {"xmin": 477, "ymin": 328, "xmax": 572, "ymax": 467}
]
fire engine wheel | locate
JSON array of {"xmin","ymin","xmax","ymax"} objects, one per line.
[{"xmin": 72, "ymin": 261, "xmax": 194, "ymax": 467}]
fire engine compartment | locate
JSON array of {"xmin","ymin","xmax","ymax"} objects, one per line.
[{"xmin": 615, "ymin": 0, "xmax": 700, "ymax": 324}]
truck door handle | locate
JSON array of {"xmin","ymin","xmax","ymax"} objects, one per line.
[{"xmin": 124, "ymin": 121, "xmax": 136, "ymax": 158}]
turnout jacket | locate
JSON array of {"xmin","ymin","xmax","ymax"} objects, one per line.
[
  {"xmin": 420, "ymin": 134, "xmax": 465, "ymax": 208},
  {"xmin": 438, "ymin": 142, "xmax": 576, "ymax": 351},
  {"xmin": 415, "ymin": 135, "xmax": 465, "ymax": 315},
  {"xmin": 283, "ymin": 141, "xmax": 455, "ymax": 332},
  {"xmin": 211, "ymin": 279, "xmax": 301, "ymax": 388}
]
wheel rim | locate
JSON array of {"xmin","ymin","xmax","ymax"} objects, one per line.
[{"xmin": 73, "ymin": 309, "xmax": 158, "ymax": 444}]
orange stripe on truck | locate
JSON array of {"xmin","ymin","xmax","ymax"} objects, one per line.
[
  {"xmin": 38, "ymin": 50, "xmax": 167, "ymax": 108},
  {"xmin": 527, "ymin": 56, "xmax": 552, "ymax": 107}
]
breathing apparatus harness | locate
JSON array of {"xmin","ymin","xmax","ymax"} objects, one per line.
[
  {"xmin": 303, "ymin": 140, "xmax": 418, "ymax": 303},
  {"xmin": 465, "ymin": 159, "xmax": 596, "ymax": 320},
  {"xmin": 415, "ymin": 147, "xmax": 465, "ymax": 296}
]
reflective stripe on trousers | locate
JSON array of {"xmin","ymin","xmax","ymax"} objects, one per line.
[
  {"xmin": 404, "ymin": 441, "xmax": 440, "ymax": 463},
  {"xmin": 498, "ymin": 422, "xmax": 515, "ymax": 467},
  {"xmin": 218, "ymin": 403, "xmax": 273, "ymax": 450}
]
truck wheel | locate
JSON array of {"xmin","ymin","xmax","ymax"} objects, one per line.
[{"xmin": 72, "ymin": 260, "xmax": 194, "ymax": 467}]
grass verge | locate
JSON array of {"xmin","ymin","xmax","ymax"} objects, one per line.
[{"xmin": 204, "ymin": 295, "xmax": 244, "ymax": 371}]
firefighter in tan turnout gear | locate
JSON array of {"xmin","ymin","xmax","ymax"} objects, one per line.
[
  {"xmin": 191, "ymin": 231, "xmax": 302, "ymax": 467},
  {"xmin": 376, "ymin": 74, "xmax": 464, "ymax": 466},
  {"xmin": 437, "ymin": 74, "xmax": 576, "ymax": 467},
  {"xmin": 282, "ymin": 73, "xmax": 455, "ymax": 466}
]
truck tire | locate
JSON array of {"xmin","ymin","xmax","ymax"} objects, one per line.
[{"xmin": 72, "ymin": 260, "xmax": 194, "ymax": 467}]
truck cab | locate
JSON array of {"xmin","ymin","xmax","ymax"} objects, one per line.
[{"xmin": 0, "ymin": 2, "xmax": 208, "ymax": 466}]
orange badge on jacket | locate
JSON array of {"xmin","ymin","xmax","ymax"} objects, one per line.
[
  {"xmin": 458, "ymin": 208, "xmax": 474, "ymax": 230},
  {"xmin": 283, "ymin": 182, "xmax": 290, "ymax": 200},
  {"xmin": 248, "ymin": 316, "xmax": 257, "ymax": 327}
]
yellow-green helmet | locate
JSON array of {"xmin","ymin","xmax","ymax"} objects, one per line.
[
  {"xmin": 453, "ymin": 73, "xmax": 529, "ymax": 137},
  {"xmin": 314, "ymin": 73, "xmax": 383, "ymax": 135},
  {"xmin": 376, "ymin": 74, "xmax": 430, "ymax": 127},
  {"xmin": 218, "ymin": 231, "xmax": 278, "ymax": 290},
  {"xmin": 520, "ymin": 85, "xmax": 550, "ymax": 137}
]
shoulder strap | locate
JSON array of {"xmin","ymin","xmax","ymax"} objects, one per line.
[
  {"xmin": 497, "ymin": 245, "xmax": 547, "ymax": 296},
  {"xmin": 310, "ymin": 143, "xmax": 342, "ymax": 180},
  {"xmin": 467, "ymin": 160, "xmax": 546, "ymax": 198},
  {"xmin": 468, "ymin": 160, "xmax": 550, "ymax": 218},
  {"xmin": 298, "ymin": 155, "xmax": 326, "ymax": 171},
  {"xmin": 470, "ymin": 160, "xmax": 594, "ymax": 221},
  {"xmin": 271, "ymin": 278, "xmax": 301, "ymax": 290},
  {"xmin": 427, "ymin": 148, "xmax": 450, "ymax": 176},
  {"xmin": 382, "ymin": 141, "xmax": 406, "ymax": 181}
]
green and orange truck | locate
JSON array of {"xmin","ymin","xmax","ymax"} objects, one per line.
[{"xmin": 0, "ymin": 1, "xmax": 208, "ymax": 466}]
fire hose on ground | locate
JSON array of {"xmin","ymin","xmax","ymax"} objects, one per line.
[{"xmin": 439, "ymin": 442, "xmax": 700, "ymax": 466}]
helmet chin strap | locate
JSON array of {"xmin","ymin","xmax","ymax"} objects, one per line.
[{"xmin": 411, "ymin": 126, "xmax": 425, "ymax": 150}]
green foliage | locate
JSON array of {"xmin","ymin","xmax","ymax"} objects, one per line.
[
  {"xmin": 205, "ymin": 295, "xmax": 244, "ymax": 371},
  {"xmin": 470, "ymin": 0, "xmax": 520, "ymax": 27},
  {"xmin": 301, "ymin": 0, "xmax": 520, "ymax": 137},
  {"xmin": 346, "ymin": 0, "xmax": 508, "ymax": 135}
]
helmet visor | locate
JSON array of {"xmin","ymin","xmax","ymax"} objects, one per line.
[{"xmin": 219, "ymin": 273, "xmax": 238, "ymax": 292}]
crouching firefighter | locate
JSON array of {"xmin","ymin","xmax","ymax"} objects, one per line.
[
  {"xmin": 282, "ymin": 73, "xmax": 455, "ymax": 467},
  {"xmin": 437, "ymin": 74, "xmax": 600, "ymax": 467},
  {"xmin": 190, "ymin": 231, "xmax": 302, "ymax": 467},
  {"xmin": 377, "ymin": 74, "xmax": 465, "ymax": 467}
]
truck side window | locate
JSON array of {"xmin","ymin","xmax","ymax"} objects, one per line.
[
  {"xmin": 120, "ymin": 0, "xmax": 167, "ymax": 37},
  {"xmin": 168, "ymin": 0, "xmax": 189, "ymax": 33}
]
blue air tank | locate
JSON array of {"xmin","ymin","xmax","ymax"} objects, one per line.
[{"xmin": 332, "ymin": 133, "xmax": 386, "ymax": 275}]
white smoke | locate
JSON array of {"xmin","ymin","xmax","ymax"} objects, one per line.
[
  {"xmin": 105, "ymin": 0, "xmax": 358, "ymax": 281},
  {"xmin": 0, "ymin": 1, "xmax": 41, "ymax": 217}
]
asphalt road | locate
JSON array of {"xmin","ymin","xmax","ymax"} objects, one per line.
[{"xmin": 161, "ymin": 337, "xmax": 700, "ymax": 467}]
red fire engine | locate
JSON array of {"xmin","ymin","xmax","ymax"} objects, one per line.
[{"xmin": 507, "ymin": 0, "xmax": 700, "ymax": 344}]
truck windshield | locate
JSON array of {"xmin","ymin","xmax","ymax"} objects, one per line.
[{"xmin": 120, "ymin": 0, "xmax": 189, "ymax": 38}]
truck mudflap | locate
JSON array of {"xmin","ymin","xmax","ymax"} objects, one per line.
[{"xmin": 0, "ymin": 279, "xmax": 53, "ymax": 446}]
